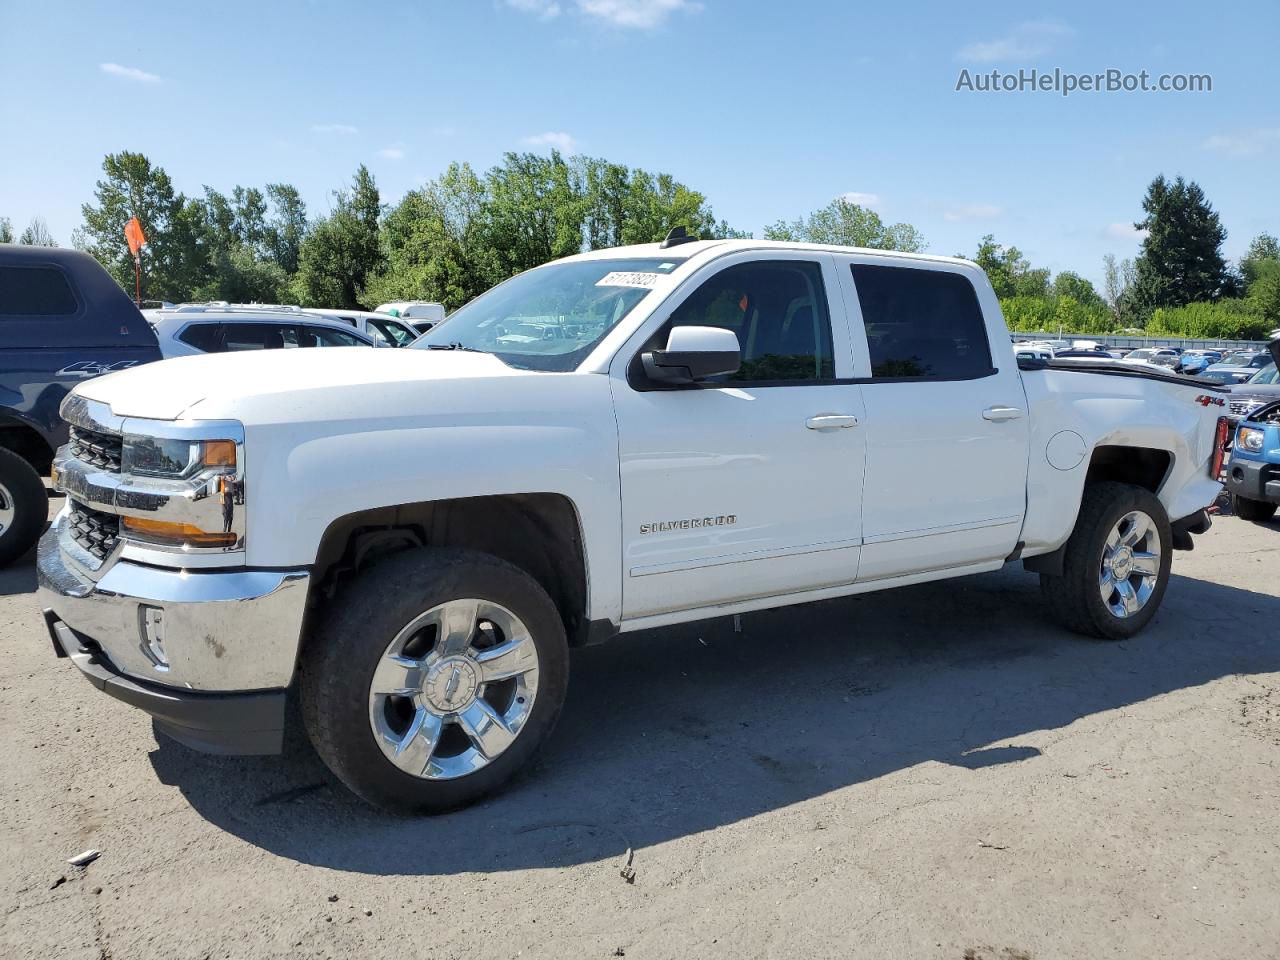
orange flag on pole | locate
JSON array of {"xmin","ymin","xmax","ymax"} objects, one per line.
[{"xmin": 124, "ymin": 217, "xmax": 146, "ymax": 257}]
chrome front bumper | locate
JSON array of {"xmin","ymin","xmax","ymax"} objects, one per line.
[{"xmin": 37, "ymin": 516, "xmax": 310, "ymax": 693}]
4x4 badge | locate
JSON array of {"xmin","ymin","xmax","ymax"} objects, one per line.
[{"xmin": 1194, "ymin": 395, "xmax": 1225, "ymax": 407}]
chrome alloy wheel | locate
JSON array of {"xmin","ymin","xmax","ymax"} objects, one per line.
[
  {"xmin": 0, "ymin": 481, "xmax": 14, "ymax": 538},
  {"xmin": 1098, "ymin": 510, "xmax": 1161, "ymax": 619},
  {"xmin": 367, "ymin": 599, "xmax": 540, "ymax": 780}
]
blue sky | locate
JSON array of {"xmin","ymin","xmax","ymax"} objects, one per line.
[{"xmin": 1, "ymin": 0, "xmax": 1277, "ymax": 287}]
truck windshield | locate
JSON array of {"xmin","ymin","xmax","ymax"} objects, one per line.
[{"xmin": 412, "ymin": 258, "xmax": 683, "ymax": 371}]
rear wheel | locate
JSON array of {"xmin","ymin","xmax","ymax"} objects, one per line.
[
  {"xmin": 1233, "ymin": 495, "xmax": 1277, "ymax": 522},
  {"xmin": 300, "ymin": 547, "xmax": 569, "ymax": 813},
  {"xmin": 1040, "ymin": 482, "xmax": 1172, "ymax": 640},
  {"xmin": 0, "ymin": 448, "xmax": 48, "ymax": 567}
]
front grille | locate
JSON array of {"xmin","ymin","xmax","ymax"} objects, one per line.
[
  {"xmin": 69, "ymin": 426, "xmax": 123, "ymax": 472},
  {"xmin": 1229, "ymin": 399, "xmax": 1260, "ymax": 418},
  {"xmin": 68, "ymin": 501, "xmax": 120, "ymax": 561}
]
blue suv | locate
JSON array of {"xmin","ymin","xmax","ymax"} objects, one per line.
[{"xmin": 1225, "ymin": 338, "xmax": 1280, "ymax": 522}]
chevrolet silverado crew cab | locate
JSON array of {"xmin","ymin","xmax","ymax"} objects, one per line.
[{"xmin": 38, "ymin": 236, "xmax": 1227, "ymax": 813}]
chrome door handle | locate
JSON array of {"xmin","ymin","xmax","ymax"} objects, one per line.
[
  {"xmin": 982, "ymin": 405, "xmax": 1024, "ymax": 422},
  {"xmin": 805, "ymin": 414, "xmax": 859, "ymax": 430}
]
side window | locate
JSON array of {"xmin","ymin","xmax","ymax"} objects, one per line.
[
  {"xmin": 305, "ymin": 325, "xmax": 368, "ymax": 347},
  {"xmin": 371, "ymin": 318, "xmax": 417, "ymax": 346},
  {"xmin": 851, "ymin": 264, "xmax": 993, "ymax": 379},
  {"xmin": 657, "ymin": 260, "xmax": 834, "ymax": 383},
  {"xmin": 178, "ymin": 323, "xmax": 225, "ymax": 353},
  {"xmin": 0, "ymin": 265, "xmax": 78, "ymax": 316},
  {"xmin": 220, "ymin": 323, "xmax": 300, "ymax": 351}
]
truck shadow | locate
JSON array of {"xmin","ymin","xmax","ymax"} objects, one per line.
[{"xmin": 149, "ymin": 565, "xmax": 1280, "ymax": 876}]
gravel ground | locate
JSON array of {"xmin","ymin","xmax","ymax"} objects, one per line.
[{"xmin": 2, "ymin": 499, "xmax": 1278, "ymax": 960}]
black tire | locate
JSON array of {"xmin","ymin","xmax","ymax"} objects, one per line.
[
  {"xmin": 300, "ymin": 547, "xmax": 569, "ymax": 814},
  {"xmin": 1233, "ymin": 495, "xmax": 1277, "ymax": 522},
  {"xmin": 1040, "ymin": 481, "xmax": 1173, "ymax": 641},
  {"xmin": 0, "ymin": 447, "xmax": 49, "ymax": 567}
]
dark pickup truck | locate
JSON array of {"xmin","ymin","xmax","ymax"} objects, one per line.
[{"xmin": 0, "ymin": 245, "xmax": 161, "ymax": 564}]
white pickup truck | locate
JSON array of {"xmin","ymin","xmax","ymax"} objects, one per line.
[{"xmin": 38, "ymin": 237, "xmax": 1228, "ymax": 813}]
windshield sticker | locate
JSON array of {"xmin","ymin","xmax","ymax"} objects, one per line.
[{"xmin": 597, "ymin": 271, "xmax": 662, "ymax": 289}]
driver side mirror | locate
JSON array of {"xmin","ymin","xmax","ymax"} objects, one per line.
[{"xmin": 641, "ymin": 326, "xmax": 741, "ymax": 385}]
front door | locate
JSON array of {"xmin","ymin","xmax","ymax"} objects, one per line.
[{"xmin": 610, "ymin": 254, "xmax": 867, "ymax": 621}]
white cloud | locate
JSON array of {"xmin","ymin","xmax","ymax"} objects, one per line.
[
  {"xmin": 1201, "ymin": 128, "xmax": 1280, "ymax": 156},
  {"xmin": 944, "ymin": 203, "xmax": 1003, "ymax": 222},
  {"xmin": 1106, "ymin": 221, "xmax": 1149, "ymax": 241},
  {"xmin": 377, "ymin": 147, "xmax": 406, "ymax": 161},
  {"xmin": 504, "ymin": 0, "xmax": 562, "ymax": 19},
  {"xmin": 100, "ymin": 62, "xmax": 160, "ymax": 83},
  {"xmin": 575, "ymin": 0, "xmax": 697, "ymax": 28},
  {"xmin": 522, "ymin": 131, "xmax": 578, "ymax": 152},
  {"xmin": 311, "ymin": 123, "xmax": 359, "ymax": 135},
  {"xmin": 840, "ymin": 192, "xmax": 881, "ymax": 209},
  {"xmin": 508, "ymin": 0, "xmax": 696, "ymax": 28},
  {"xmin": 957, "ymin": 20, "xmax": 1074, "ymax": 62}
]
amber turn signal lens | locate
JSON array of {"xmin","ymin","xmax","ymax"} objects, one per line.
[
  {"xmin": 202, "ymin": 440, "xmax": 237, "ymax": 467},
  {"xmin": 121, "ymin": 516, "xmax": 237, "ymax": 548}
]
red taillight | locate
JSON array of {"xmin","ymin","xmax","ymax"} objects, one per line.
[{"xmin": 1210, "ymin": 416, "xmax": 1230, "ymax": 480}]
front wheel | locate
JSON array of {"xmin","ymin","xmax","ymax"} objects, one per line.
[
  {"xmin": 1233, "ymin": 495, "xmax": 1278, "ymax": 523},
  {"xmin": 300, "ymin": 547, "xmax": 570, "ymax": 813},
  {"xmin": 1040, "ymin": 482, "xmax": 1172, "ymax": 640}
]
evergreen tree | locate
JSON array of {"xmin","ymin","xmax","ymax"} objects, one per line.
[{"xmin": 1130, "ymin": 175, "xmax": 1231, "ymax": 313}]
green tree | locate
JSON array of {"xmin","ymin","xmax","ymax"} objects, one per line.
[
  {"xmin": 81, "ymin": 151, "xmax": 212, "ymax": 301},
  {"xmin": 1131, "ymin": 175, "xmax": 1232, "ymax": 314},
  {"xmin": 292, "ymin": 165, "xmax": 385, "ymax": 308},
  {"xmin": 265, "ymin": 183, "xmax": 308, "ymax": 275},
  {"xmin": 367, "ymin": 162, "xmax": 497, "ymax": 309},
  {"xmin": 1240, "ymin": 232, "xmax": 1280, "ymax": 287},
  {"xmin": 964, "ymin": 235, "xmax": 1049, "ymax": 298},
  {"xmin": 194, "ymin": 244, "xmax": 289, "ymax": 303},
  {"xmin": 1246, "ymin": 257, "xmax": 1280, "ymax": 330},
  {"xmin": 369, "ymin": 153, "xmax": 741, "ymax": 310},
  {"xmin": 765, "ymin": 196, "xmax": 925, "ymax": 251},
  {"xmin": 232, "ymin": 186, "xmax": 268, "ymax": 254},
  {"xmin": 484, "ymin": 151, "xmax": 584, "ymax": 278},
  {"xmin": 202, "ymin": 187, "xmax": 237, "ymax": 251},
  {"xmin": 1052, "ymin": 270, "xmax": 1103, "ymax": 308},
  {"xmin": 0, "ymin": 217, "xmax": 12, "ymax": 243}
]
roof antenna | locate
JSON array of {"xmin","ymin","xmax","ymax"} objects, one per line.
[{"xmin": 659, "ymin": 225, "xmax": 698, "ymax": 249}]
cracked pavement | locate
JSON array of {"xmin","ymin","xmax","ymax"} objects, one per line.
[{"xmin": 1, "ymin": 503, "xmax": 1277, "ymax": 959}]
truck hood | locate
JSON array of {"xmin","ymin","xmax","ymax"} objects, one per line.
[{"xmin": 75, "ymin": 347, "xmax": 527, "ymax": 420}]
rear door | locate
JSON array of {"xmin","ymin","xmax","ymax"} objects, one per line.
[
  {"xmin": 610, "ymin": 252, "xmax": 866, "ymax": 620},
  {"xmin": 834, "ymin": 258, "xmax": 1030, "ymax": 581}
]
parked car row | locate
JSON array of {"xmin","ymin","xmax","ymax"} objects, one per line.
[{"xmin": 141, "ymin": 301, "xmax": 444, "ymax": 357}]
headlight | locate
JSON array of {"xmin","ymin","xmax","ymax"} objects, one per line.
[
  {"xmin": 1235, "ymin": 426, "xmax": 1265, "ymax": 453},
  {"xmin": 118, "ymin": 431, "xmax": 243, "ymax": 551},
  {"xmin": 122, "ymin": 435, "xmax": 236, "ymax": 478}
]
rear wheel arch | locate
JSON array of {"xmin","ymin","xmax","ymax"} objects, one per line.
[
  {"xmin": 310, "ymin": 492, "xmax": 592, "ymax": 645},
  {"xmin": 1083, "ymin": 444, "xmax": 1173, "ymax": 496}
]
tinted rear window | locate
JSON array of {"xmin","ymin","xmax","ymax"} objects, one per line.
[
  {"xmin": 852, "ymin": 264, "xmax": 993, "ymax": 379},
  {"xmin": 0, "ymin": 265, "xmax": 79, "ymax": 316},
  {"xmin": 177, "ymin": 323, "xmax": 225, "ymax": 352}
]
